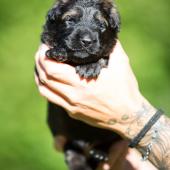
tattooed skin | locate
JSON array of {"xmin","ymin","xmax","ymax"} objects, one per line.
[
  {"xmin": 143, "ymin": 116, "xmax": 170, "ymax": 170},
  {"xmin": 126, "ymin": 104, "xmax": 170, "ymax": 169}
]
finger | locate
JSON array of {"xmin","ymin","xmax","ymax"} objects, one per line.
[
  {"xmin": 35, "ymin": 74, "xmax": 100, "ymax": 125},
  {"xmin": 35, "ymin": 44, "xmax": 50, "ymax": 84},
  {"xmin": 37, "ymin": 48, "xmax": 83, "ymax": 86},
  {"xmin": 35, "ymin": 62, "xmax": 81, "ymax": 106},
  {"xmin": 35, "ymin": 44, "xmax": 80, "ymax": 86},
  {"xmin": 35, "ymin": 74, "xmax": 73, "ymax": 111},
  {"xmin": 35, "ymin": 44, "xmax": 49, "ymax": 65},
  {"xmin": 38, "ymin": 79, "xmax": 109, "ymax": 124},
  {"xmin": 35, "ymin": 73, "xmax": 44, "ymax": 86},
  {"xmin": 44, "ymin": 78, "xmax": 78, "ymax": 106}
]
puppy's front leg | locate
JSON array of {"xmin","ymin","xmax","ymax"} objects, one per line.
[
  {"xmin": 75, "ymin": 58, "xmax": 109, "ymax": 79},
  {"xmin": 46, "ymin": 48, "xmax": 68, "ymax": 62}
]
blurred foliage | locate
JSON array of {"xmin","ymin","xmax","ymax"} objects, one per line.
[{"xmin": 0, "ymin": 0, "xmax": 169, "ymax": 169}]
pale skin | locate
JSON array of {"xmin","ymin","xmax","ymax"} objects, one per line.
[{"xmin": 35, "ymin": 41, "xmax": 170, "ymax": 170}]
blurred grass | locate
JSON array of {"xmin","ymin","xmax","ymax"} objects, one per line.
[{"xmin": 0, "ymin": 0, "xmax": 169, "ymax": 169}]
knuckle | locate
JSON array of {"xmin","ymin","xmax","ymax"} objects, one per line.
[
  {"xmin": 68, "ymin": 113, "xmax": 77, "ymax": 119},
  {"xmin": 71, "ymin": 95, "xmax": 79, "ymax": 104},
  {"xmin": 38, "ymin": 73, "xmax": 47, "ymax": 85},
  {"xmin": 71, "ymin": 107, "xmax": 78, "ymax": 115},
  {"xmin": 46, "ymin": 67, "xmax": 56, "ymax": 77},
  {"xmin": 70, "ymin": 95, "xmax": 83, "ymax": 107},
  {"xmin": 68, "ymin": 107, "xmax": 79, "ymax": 117}
]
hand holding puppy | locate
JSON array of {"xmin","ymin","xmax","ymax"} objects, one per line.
[{"xmin": 35, "ymin": 41, "xmax": 155, "ymax": 139}]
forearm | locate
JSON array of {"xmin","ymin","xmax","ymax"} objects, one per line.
[
  {"xmin": 139, "ymin": 115, "xmax": 170, "ymax": 169},
  {"xmin": 125, "ymin": 100, "xmax": 170, "ymax": 169}
]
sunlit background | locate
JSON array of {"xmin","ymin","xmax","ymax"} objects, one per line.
[{"xmin": 0, "ymin": 0, "xmax": 169, "ymax": 169}]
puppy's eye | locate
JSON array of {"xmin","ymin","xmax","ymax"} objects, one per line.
[
  {"xmin": 94, "ymin": 13, "xmax": 108, "ymax": 33},
  {"xmin": 64, "ymin": 15, "xmax": 76, "ymax": 24},
  {"xmin": 100, "ymin": 23, "xmax": 107, "ymax": 33}
]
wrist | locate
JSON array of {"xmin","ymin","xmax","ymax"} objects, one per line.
[
  {"xmin": 125, "ymin": 98, "xmax": 157, "ymax": 140},
  {"xmin": 102, "ymin": 92, "xmax": 156, "ymax": 139},
  {"xmin": 118, "ymin": 96, "xmax": 156, "ymax": 139}
]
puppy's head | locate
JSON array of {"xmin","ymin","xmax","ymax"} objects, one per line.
[{"xmin": 46, "ymin": 0, "xmax": 120, "ymax": 61}]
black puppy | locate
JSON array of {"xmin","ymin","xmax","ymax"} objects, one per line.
[{"xmin": 41, "ymin": 0, "xmax": 121, "ymax": 170}]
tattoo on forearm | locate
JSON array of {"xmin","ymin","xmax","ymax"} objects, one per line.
[
  {"xmin": 147, "ymin": 116, "xmax": 170, "ymax": 170},
  {"xmin": 126, "ymin": 103, "xmax": 153, "ymax": 137},
  {"xmin": 126, "ymin": 103, "xmax": 170, "ymax": 169},
  {"xmin": 106, "ymin": 103, "xmax": 170, "ymax": 169}
]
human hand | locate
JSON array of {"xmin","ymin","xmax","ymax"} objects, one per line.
[{"xmin": 35, "ymin": 41, "xmax": 155, "ymax": 139}]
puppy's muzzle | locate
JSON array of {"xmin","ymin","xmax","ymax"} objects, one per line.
[
  {"xmin": 80, "ymin": 35, "xmax": 93, "ymax": 48},
  {"xmin": 66, "ymin": 27, "xmax": 98, "ymax": 51}
]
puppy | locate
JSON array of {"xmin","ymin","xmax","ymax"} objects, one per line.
[{"xmin": 41, "ymin": 0, "xmax": 121, "ymax": 169}]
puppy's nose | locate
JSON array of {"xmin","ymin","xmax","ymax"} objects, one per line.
[{"xmin": 80, "ymin": 36, "xmax": 92, "ymax": 47}]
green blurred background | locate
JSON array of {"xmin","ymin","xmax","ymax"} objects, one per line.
[{"xmin": 0, "ymin": 0, "xmax": 169, "ymax": 169}]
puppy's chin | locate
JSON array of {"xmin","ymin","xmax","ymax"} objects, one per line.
[
  {"xmin": 74, "ymin": 51, "xmax": 90, "ymax": 58},
  {"xmin": 69, "ymin": 51, "xmax": 100, "ymax": 64},
  {"xmin": 70, "ymin": 51, "xmax": 91, "ymax": 64}
]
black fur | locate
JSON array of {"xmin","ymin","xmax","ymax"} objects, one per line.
[
  {"xmin": 41, "ymin": 0, "xmax": 121, "ymax": 169},
  {"xmin": 42, "ymin": 0, "xmax": 120, "ymax": 78}
]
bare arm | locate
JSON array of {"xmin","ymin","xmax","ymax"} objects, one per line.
[
  {"xmin": 35, "ymin": 41, "xmax": 170, "ymax": 169},
  {"xmin": 127, "ymin": 105, "xmax": 170, "ymax": 170},
  {"xmin": 101, "ymin": 94, "xmax": 170, "ymax": 169}
]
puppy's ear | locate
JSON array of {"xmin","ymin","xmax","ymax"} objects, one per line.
[
  {"xmin": 47, "ymin": 6, "xmax": 62, "ymax": 22},
  {"xmin": 101, "ymin": 0, "xmax": 120, "ymax": 32},
  {"xmin": 108, "ymin": 7, "xmax": 120, "ymax": 32},
  {"xmin": 47, "ymin": 0, "xmax": 72, "ymax": 21}
]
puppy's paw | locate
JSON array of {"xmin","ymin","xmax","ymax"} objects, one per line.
[
  {"xmin": 65, "ymin": 150, "xmax": 92, "ymax": 170},
  {"xmin": 46, "ymin": 48, "xmax": 68, "ymax": 62},
  {"xmin": 89, "ymin": 149, "xmax": 108, "ymax": 162},
  {"xmin": 75, "ymin": 58, "xmax": 108, "ymax": 79},
  {"xmin": 75, "ymin": 63, "xmax": 100, "ymax": 79}
]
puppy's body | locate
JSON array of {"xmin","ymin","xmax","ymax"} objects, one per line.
[
  {"xmin": 48, "ymin": 103, "xmax": 120, "ymax": 170},
  {"xmin": 41, "ymin": 0, "xmax": 121, "ymax": 169}
]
